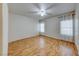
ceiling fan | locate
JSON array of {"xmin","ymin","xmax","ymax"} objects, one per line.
[{"xmin": 25, "ymin": 3, "xmax": 57, "ymax": 17}]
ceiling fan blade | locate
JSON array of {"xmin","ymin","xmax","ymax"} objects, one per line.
[
  {"xmin": 32, "ymin": 3, "xmax": 40, "ymax": 10},
  {"xmin": 46, "ymin": 12, "xmax": 53, "ymax": 16},
  {"xmin": 45, "ymin": 4, "xmax": 57, "ymax": 10},
  {"xmin": 25, "ymin": 11, "xmax": 37, "ymax": 14}
]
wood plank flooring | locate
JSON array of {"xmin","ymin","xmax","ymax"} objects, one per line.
[{"xmin": 8, "ymin": 36, "xmax": 78, "ymax": 56}]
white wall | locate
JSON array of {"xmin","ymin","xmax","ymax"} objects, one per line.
[
  {"xmin": 8, "ymin": 13, "xmax": 39, "ymax": 42},
  {"xmin": 42, "ymin": 17, "xmax": 59, "ymax": 37},
  {"xmin": 75, "ymin": 4, "xmax": 79, "ymax": 55},
  {"xmin": 42, "ymin": 17, "xmax": 73, "ymax": 42}
]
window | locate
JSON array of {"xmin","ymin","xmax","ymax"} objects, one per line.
[
  {"xmin": 60, "ymin": 20, "xmax": 73, "ymax": 36},
  {"xmin": 40, "ymin": 22, "xmax": 45, "ymax": 32}
]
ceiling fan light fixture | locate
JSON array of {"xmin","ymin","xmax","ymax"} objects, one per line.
[{"xmin": 38, "ymin": 9, "xmax": 46, "ymax": 16}]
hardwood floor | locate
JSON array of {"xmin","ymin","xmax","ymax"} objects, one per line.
[{"xmin": 8, "ymin": 36, "xmax": 78, "ymax": 56}]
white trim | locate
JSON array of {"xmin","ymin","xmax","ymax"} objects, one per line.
[{"xmin": 2, "ymin": 3, "xmax": 8, "ymax": 56}]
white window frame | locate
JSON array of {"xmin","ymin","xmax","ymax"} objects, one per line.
[
  {"xmin": 60, "ymin": 19, "xmax": 73, "ymax": 36},
  {"xmin": 40, "ymin": 22, "xmax": 45, "ymax": 33},
  {"xmin": 59, "ymin": 15, "xmax": 73, "ymax": 37}
]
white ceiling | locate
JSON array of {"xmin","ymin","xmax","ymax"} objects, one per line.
[{"xmin": 8, "ymin": 3, "xmax": 75, "ymax": 20}]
